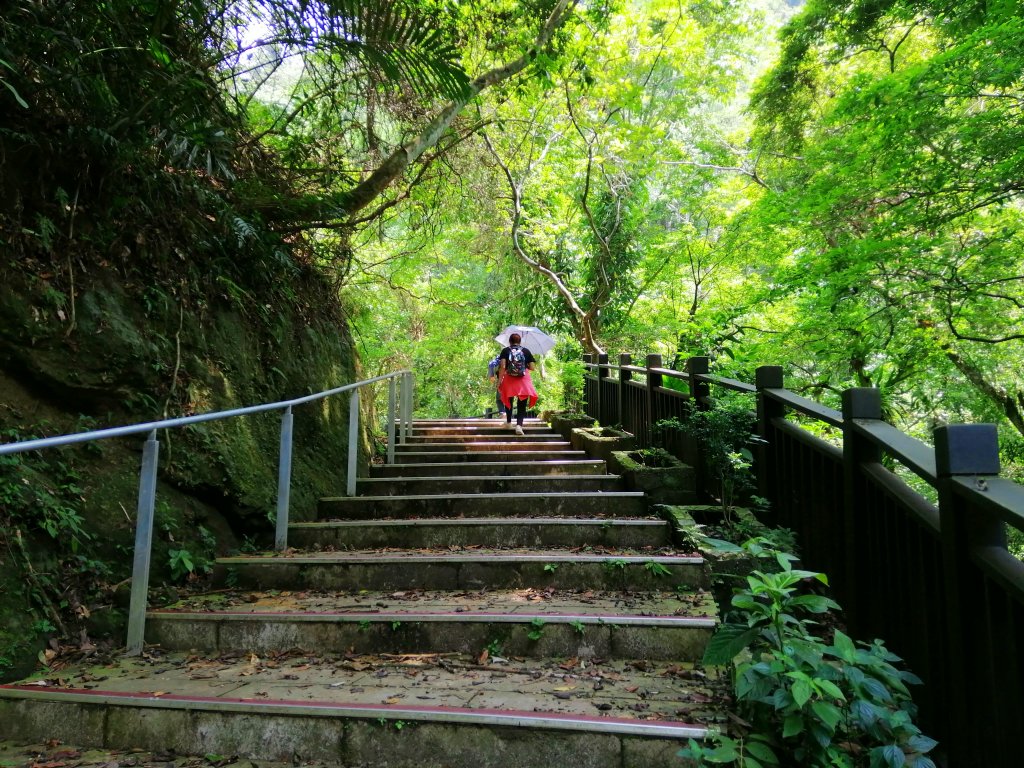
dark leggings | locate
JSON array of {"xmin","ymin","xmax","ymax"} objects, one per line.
[{"xmin": 505, "ymin": 397, "xmax": 527, "ymax": 426}]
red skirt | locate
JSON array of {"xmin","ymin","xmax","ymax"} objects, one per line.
[{"xmin": 499, "ymin": 372, "xmax": 538, "ymax": 408}]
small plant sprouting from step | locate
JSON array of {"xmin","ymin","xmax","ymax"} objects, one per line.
[
  {"xmin": 604, "ymin": 558, "xmax": 627, "ymax": 574},
  {"xmin": 570, "ymin": 620, "xmax": 585, "ymax": 636},
  {"xmin": 486, "ymin": 638, "xmax": 504, "ymax": 657},
  {"xmin": 358, "ymin": 619, "xmax": 371, "ymax": 632},
  {"xmin": 391, "ymin": 620, "xmax": 402, "ymax": 631},
  {"xmin": 543, "ymin": 562, "xmax": 559, "ymax": 573},
  {"xmin": 527, "ymin": 618, "xmax": 546, "ymax": 641},
  {"xmin": 644, "ymin": 561, "xmax": 673, "ymax": 578}
]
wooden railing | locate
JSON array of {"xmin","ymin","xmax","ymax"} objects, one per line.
[{"xmin": 583, "ymin": 353, "xmax": 1024, "ymax": 766}]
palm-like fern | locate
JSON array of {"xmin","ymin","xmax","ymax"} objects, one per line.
[{"xmin": 232, "ymin": 0, "xmax": 470, "ymax": 101}]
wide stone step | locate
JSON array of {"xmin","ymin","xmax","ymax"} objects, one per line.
[
  {"xmin": 396, "ymin": 441, "xmax": 573, "ymax": 453},
  {"xmin": 290, "ymin": 517, "xmax": 670, "ymax": 549},
  {"xmin": 145, "ymin": 588, "xmax": 716, "ymax": 661},
  {"xmin": 370, "ymin": 460, "xmax": 607, "ymax": 477},
  {"xmin": 216, "ymin": 549, "xmax": 708, "ymax": 592},
  {"xmin": 410, "ymin": 425, "xmax": 555, "ymax": 436},
  {"xmin": 318, "ymin": 491, "xmax": 647, "ymax": 520},
  {"xmin": 357, "ymin": 474, "xmax": 622, "ymax": 496},
  {"xmin": 411, "ymin": 421, "xmax": 548, "ymax": 428},
  {"xmin": 394, "ymin": 450, "xmax": 586, "ymax": 464},
  {"xmin": 405, "ymin": 434, "xmax": 566, "ymax": 444},
  {"xmin": 0, "ymin": 651, "xmax": 727, "ymax": 767}
]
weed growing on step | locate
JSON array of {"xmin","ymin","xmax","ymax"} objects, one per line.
[
  {"xmin": 570, "ymin": 620, "xmax": 585, "ymax": 636},
  {"xmin": 644, "ymin": 561, "xmax": 672, "ymax": 578},
  {"xmin": 391, "ymin": 620, "xmax": 402, "ymax": 631},
  {"xmin": 527, "ymin": 618, "xmax": 546, "ymax": 641},
  {"xmin": 358, "ymin": 619, "xmax": 371, "ymax": 632},
  {"xmin": 485, "ymin": 638, "xmax": 504, "ymax": 657},
  {"xmin": 681, "ymin": 541, "xmax": 937, "ymax": 767},
  {"xmin": 543, "ymin": 562, "xmax": 559, "ymax": 573}
]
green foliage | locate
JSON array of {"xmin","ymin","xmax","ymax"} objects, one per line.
[
  {"xmin": 685, "ymin": 541, "xmax": 937, "ymax": 767},
  {"xmin": 644, "ymin": 560, "xmax": 673, "ymax": 578},
  {"xmin": 657, "ymin": 399, "xmax": 760, "ymax": 520},
  {"xmin": 526, "ymin": 617, "xmax": 546, "ymax": 642}
]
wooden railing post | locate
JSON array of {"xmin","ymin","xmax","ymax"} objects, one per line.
[
  {"xmin": 935, "ymin": 424, "xmax": 1002, "ymax": 765},
  {"xmin": 597, "ymin": 353, "xmax": 610, "ymax": 425},
  {"xmin": 582, "ymin": 354, "xmax": 595, "ymax": 419},
  {"xmin": 644, "ymin": 354, "xmax": 662, "ymax": 447},
  {"xmin": 755, "ymin": 366, "xmax": 784, "ymax": 518},
  {"xmin": 686, "ymin": 356, "xmax": 710, "ymax": 405},
  {"xmin": 685, "ymin": 357, "xmax": 711, "ymax": 497},
  {"xmin": 618, "ymin": 353, "xmax": 631, "ymax": 434},
  {"xmin": 841, "ymin": 387, "xmax": 882, "ymax": 631}
]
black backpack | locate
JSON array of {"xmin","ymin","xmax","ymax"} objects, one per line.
[{"xmin": 506, "ymin": 346, "xmax": 527, "ymax": 377}]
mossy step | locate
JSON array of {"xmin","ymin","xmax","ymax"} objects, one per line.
[
  {"xmin": 369, "ymin": 460, "xmax": 607, "ymax": 477},
  {"xmin": 0, "ymin": 651, "xmax": 727, "ymax": 767},
  {"xmin": 356, "ymin": 474, "xmax": 622, "ymax": 496},
  {"xmin": 215, "ymin": 549, "xmax": 708, "ymax": 592},
  {"xmin": 146, "ymin": 587, "xmax": 716, "ymax": 660},
  {"xmin": 318, "ymin": 491, "xmax": 646, "ymax": 520},
  {"xmin": 290, "ymin": 516, "xmax": 668, "ymax": 550}
]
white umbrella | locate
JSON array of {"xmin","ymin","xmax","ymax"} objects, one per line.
[{"xmin": 495, "ymin": 325, "xmax": 556, "ymax": 355}]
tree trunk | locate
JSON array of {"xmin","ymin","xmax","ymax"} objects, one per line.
[{"xmin": 946, "ymin": 349, "xmax": 1024, "ymax": 438}]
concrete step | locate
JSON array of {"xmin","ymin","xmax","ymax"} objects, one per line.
[
  {"xmin": 406, "ymin": 434, "xmax": 566, "ymax": 443},
  {"xmin": 146, "ymin": 588, "xmax": 717, "ymax": 661},
  {"xmin": 370, "ymin": 460, "xmax": 607, "ymax": 477},
  {"xmin": 395, "ymin": 441, "xmax": 573, "ymax": 453},
  {"xmin": 357, "ymin": 474, "xmax": 623, "ymax": 496},
  {"xmin": 0, "ymin": 651, "xmax": 727, "ymax": 767},
  {"xmin": 393, "ymin": 450, "xmax": 587, "ymax": 464},
  {"xmin": 318, "ymin": 491, "xmax": 647, "ymax": 520},
  {"xmin": 411, "ymin": 421, "xmax": 548, "ymax": 428},
  {"xmin": 410, "ymin": 426, "xmax": 555, "ymax": 436},
  {"xmin": 290, "ymin": 517, "xmax": 670, "ymax": 550},
  {"xmin": 215, "ymin": 549, "xmax": 708, "ymax": 592}
]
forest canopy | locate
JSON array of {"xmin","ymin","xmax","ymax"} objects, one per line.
[{"xmin": 2, "ymin": 0, "xmax": 1023, "ymax": 463}]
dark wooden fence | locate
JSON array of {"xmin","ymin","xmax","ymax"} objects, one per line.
[{"xmin": 583, "ymin": 353, "xmax": 1024, "ymax": 766}]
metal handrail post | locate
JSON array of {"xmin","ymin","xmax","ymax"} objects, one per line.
[
  {"xmin": 347, "ymin": 388, "xmax": 360, "ymax": 496},
  {"xmin": 400, "ymin": 372, "xmax": 411, "ymax": 444},
  {"xmin": 407, "ymin": 373, "xmax": 415, "ymax": 440},
  {"xmin": 126, "ymin": 430, "xmax": 160, "ymax": 655},
  {"xmin": 275, "ymin": 406, "xmax": 294, "ymax": 551},
  {"xmin": 387, "ymin": 376, "xmax": 397, "ymax": 464}
]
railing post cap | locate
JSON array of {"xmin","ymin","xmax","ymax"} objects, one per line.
[
  {"xmin": 645, "ymin": 353, "xmax": 662, "ymax": 367},
  {"xmin": 686, "ymin": 356, "xmax": 710, "ymax": 374},
  {"xmin": 842, "ymin": 387, "xmax": 882, "ymax": 420},
  {"xmin": 934, "ymin": 424, "xmax": 1000, "ymax": 476},
  {"xmin": 755, "ymin": 366, "xmax": 784, "ymax": 389},
  {"xmin": 618, "ymin": 353, "xmax": 632, "ymax": 364}
]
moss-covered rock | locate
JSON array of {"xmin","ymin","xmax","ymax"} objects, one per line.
[
  {"xmin": 569, "ymin": 426, "xmax": 635, "ymax": 463},
  {"xmin": 609, "ymin": 449, "xmax": 697, "ymax": 505}
]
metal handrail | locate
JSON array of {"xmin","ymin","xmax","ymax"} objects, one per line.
[{"xmin": 0, "ymin": 368, "xmax": 414, "ymax": 654}]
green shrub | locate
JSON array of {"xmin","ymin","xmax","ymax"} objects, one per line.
[{"xmin": 681, "ymin": 542, "xmax": 937, "ymax": 767}]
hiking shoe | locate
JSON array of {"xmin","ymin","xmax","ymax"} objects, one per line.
[{"xmin": 515, "ymin": 425, "xmax": 525, "ymax": 436}]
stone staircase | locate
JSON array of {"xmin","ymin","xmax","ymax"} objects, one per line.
[{"xmin": 0, "ymin": 418, "xmax": 725, "ymax": 767}]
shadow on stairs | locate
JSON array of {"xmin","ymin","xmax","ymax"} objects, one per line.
[{"xmin": 0, "ymin": 418, "xmax": 729, "ymax": 768}]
